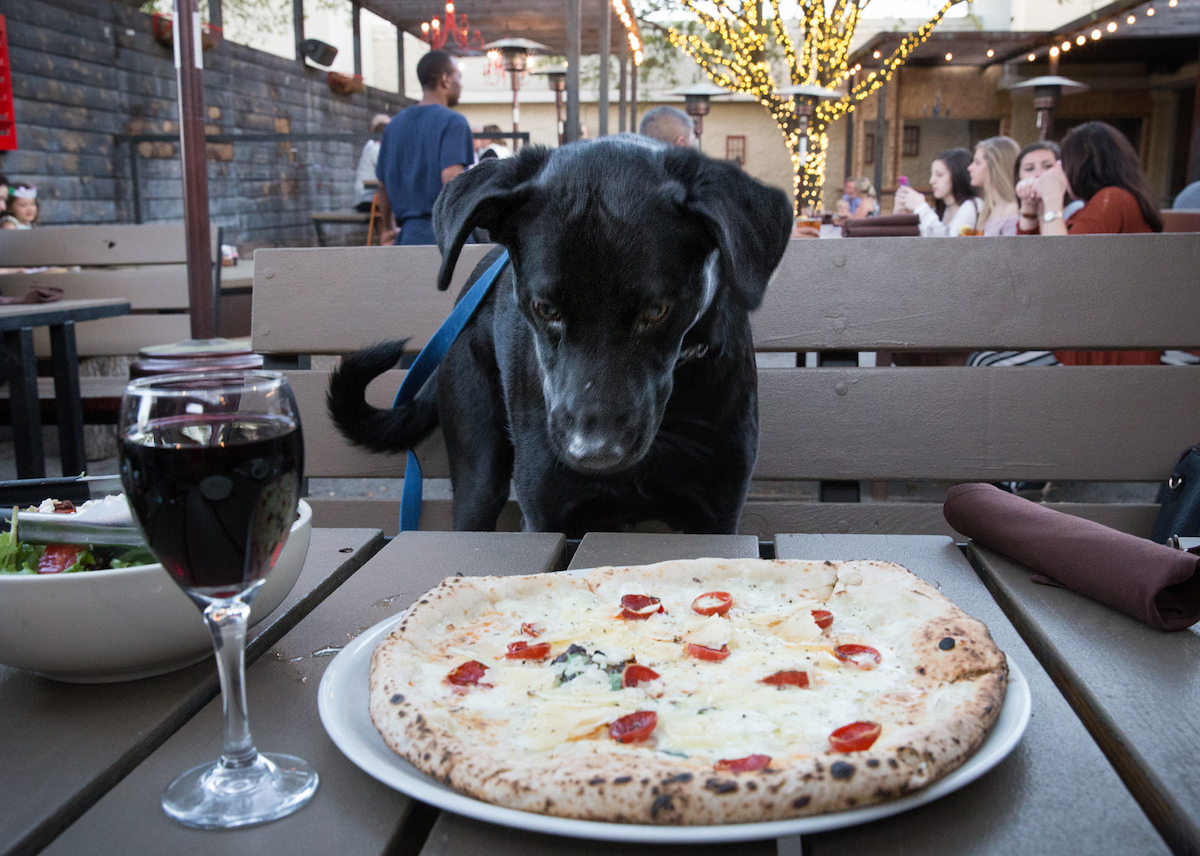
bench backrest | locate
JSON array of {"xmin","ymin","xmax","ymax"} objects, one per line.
[
  {"xmin": 252, "ymin": 235, "xmax": 1200, "ymax": 537},
  {"xmin": 0, "ymin": 223, "xmax": 226, "ymax": 356}
]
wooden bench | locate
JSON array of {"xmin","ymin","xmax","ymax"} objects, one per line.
[
  {"xmin": 0, "ymin": 222, "xmax": 245, "ymax": 426},
  {"xmin": 1162, "ymin": 209, "xmax": 1200, "ymax": 232},
  {"xmin": 251, "ymin": 235, "xmax": 1200, "ymax": 538}
]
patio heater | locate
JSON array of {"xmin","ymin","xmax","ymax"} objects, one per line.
[
  {"xmin": 133, "ymin": 0, "xmax": 262, "ymax": 377},
  {"xmin": 773, "ymin": 82, "xmax": 841, "ymax": 160},
  {"xmin": 532, "ymin": 65, "xmax": 568, "ymax": 145},
  {"xmin": 1005, "ymin": 75, "xmax": 1088, "ymax": 141},
  {"xmin": 672, "ymin": 82, "xmax": 730, "ymax": 151},
  {"xmin": 484, "ymin": 38, "xmax": 550, "ymax": 151}
]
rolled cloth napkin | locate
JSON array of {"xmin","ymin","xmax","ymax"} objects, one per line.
[
  {"xmin": 944, "ymin": 482, "xmax": 1200, "ymax": 631},
  {"xmin": 842, "ymin": 214, "xmax": 920, "ymax": 238},
  {"xmin": 0, "ymin": 284, "xmax": 64, "ymax": 305}
]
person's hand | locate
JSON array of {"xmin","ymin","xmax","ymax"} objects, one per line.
[
  {"xmin": 791, "ymin": 224, "xmax": 820, "ymax": 239},
  {"xmin": 1015, "ymin": 177, "xmax": 1041, "ymax": 215},
  {"xmin": 379, "ymin": 225, "xmax": 399, "ymax": 245},
  {"xmin": 1033, "ymin": 161, "xmax": 1069, "ymax": 212},
  {"xmin": 893, "ymin": 185, "xmax": 924, "ymax": 214}
]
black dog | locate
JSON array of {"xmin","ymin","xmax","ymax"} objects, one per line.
[{"xmin": 327, "ymin": 136, "xmax": 792, "ymax": 536}]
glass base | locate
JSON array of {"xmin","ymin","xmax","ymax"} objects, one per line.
[{"xmin": 162, "ymin": 752, "xmax": 318, "ymax": 829}]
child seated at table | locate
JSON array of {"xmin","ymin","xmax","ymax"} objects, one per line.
[{"xmin": 1, "ymin": 184, "xmax": 38, "ymax": 229}]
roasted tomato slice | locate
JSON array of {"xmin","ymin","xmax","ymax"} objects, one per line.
[
  {"xmin": 504, "ymin": 641, "xmax": 551, "ymax": 661},
  {"xmin": 446, "ymin": 660, "xmax": 489, "ymax": 686},
  {"xmin": 834, "ymin": 644, "xmax": 881, "ymax": 668},
  {"xmin": 520, "ymin": 622, "xmax": 542, "ymax": 637},
  {"xmin": 811, "ymin": 609, "xmax": 833, "ymax": 630},
  {"xmin": 691, "ymin": 591, "xmax": 733, "ymax": 617},
  {"xmin": 760, "ymin": 669, "xmax": 810, "ymax": 688},
  {"xmin": 622, "ymin": 664, "xmax": 661, "ymax": 688},
  {"xmin": 684, "ymin": 642, "xmax": 731, "ymax": 661},
  {"xmin": 51, "ymin": 500, "xmax": 76, "ymax": 513},
  {"xmin": 829, "ymin": 721, "xmax": 882, "ymax": 753},
  {"xmin": 714, "ymin": 754, "xmax": 771, "ymax": 773},
  {"xmin": 619, "ymin": 593, "xmax": 664, "ymax": 621},
  {"xmin": 609, "ymin": 710, "xmax": 658, "ymax": 743},
  {"xmin": 37, "ymin": 545, "xmax": 81, "ymax": 574}
]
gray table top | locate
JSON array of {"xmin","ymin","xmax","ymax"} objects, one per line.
[
  {"xmin": 0, "ymin": 527, "xmax": 382, "ymax": 856},
  {"xmin": 0, "ymin": 298, "xmax": 131, "ymax": 332},
  {"xmin": 969, "ymin": 541, "xmax": 1199, "ymax": 855},
  {"xmin": 28, "ymin": 532, "xmax": 1173, "ymax": 856}
]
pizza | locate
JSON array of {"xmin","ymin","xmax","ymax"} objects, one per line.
[{"xmin": 368, "ymin": 558, "xmax": 1007, "ymax": 825}]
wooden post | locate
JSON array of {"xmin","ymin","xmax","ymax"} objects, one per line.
[
  {"xmin": 352, "ymin": 1, "xmax": 362, "ymax": 78},
  {"xmin": 844, "ymin": 72, "xmax": 854, "ymax": 180},
  {"xmin": 873, "ymin": 82, "xmax": 885, "ymax": 199},
  {"xmin": 630, "ymin": 61, "xmax": 637, "ymax": 134},
  {"xmin": 293, "ymin": 0, "xmax": 305, "ymax": 66},
  {"xmin": 598, "ymin": 0, "xmax": 610, "ymax": 136},
  {"xmin": 173, "ymin": 0, "xmax": 216, "ymax": 340},
  {"xmin": 618, "ymin": 38, "xmax": 627, "ymax": 133},
  {"xmin": 566, "ymin": 0, "xmax": 581, "ymax": 142}
]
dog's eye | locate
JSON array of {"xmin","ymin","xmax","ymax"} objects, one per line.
[
  {"xmin": 641, "ymin": 302, "xmax": 671, "ymax": 325},
  {"xmin": 532, "ymin": 300, "xmax": 562, "ymax": 323}
]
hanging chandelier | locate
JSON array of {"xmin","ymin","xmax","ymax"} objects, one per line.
[{"xmin": 420, "ymin": 2, "xmax": 484, "ymax": 53}]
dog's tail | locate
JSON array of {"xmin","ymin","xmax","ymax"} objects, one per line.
[{"xmin": 326, "ymin": 340, "xmax": 439, "ymax": 454}]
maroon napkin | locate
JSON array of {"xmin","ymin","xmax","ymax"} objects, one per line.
[
  {"xmin": 842, "ymin": 214, "xmax": 920, "ymax": 238},
  {"xmin": 0, "ymin": 285, "xmax": 64, "ymax": 305},
  {"xmin": 944, "ymin": 483, "xmax": 1200, "ymax": 631}
]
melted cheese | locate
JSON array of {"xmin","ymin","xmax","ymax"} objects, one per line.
[{"xmin": 405, "ymin": 564, "xmax": 941, "ymax": 762}]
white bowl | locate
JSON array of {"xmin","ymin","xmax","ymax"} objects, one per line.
[{"xmin": 0, "ymin": 500, "xmax": 312, "ymax": 683}]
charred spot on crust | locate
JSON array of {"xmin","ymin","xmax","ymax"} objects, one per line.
[
  {"xmin": 390, "ymin": 693, "xmax": 405, "ymax": 704},
  {"xmin": 650, "ymin": 794, "xmax": 675, "ymax": 819},
  {"xmin": 824, "ymin": 561, "xmax": 834, "ymax": 566},
  {"xmin": 663, "ymin": 773, "xmax": 693, "ymax": 784},
  {"xmin": 419, "ymin": 599, "xmax": 429, "ymax": 605},
  {"xmin": 866, "ymin": 759, "xmax": 880, "ymax": 768},
  {"xmin": 705, "ymin": 779, "xmax": 739, "ymax": 795},
  {"xmin": 614, "ymin": 776, "xmax": 632, "ymax": 785},
  {"xmin": 939, "ymin": 637, "xmax": 956, "ymax": 650},
  {"xmin": 588, "ymin": 777, "xmax": 605, "ymax": 786},
  {"xmin": 830, "ymin": 761, "xmax": 855, "ymax": 780},
  {"xmin": 916, "ymin": 666, "xmax": 926, "ymax": 675},
  {"xmin": 746, "ymin": 781, "xmax": 757, "ymax": 791},
  {"xmin": 792, "ymin": 795, "xmax": 811, "ymax": 809},
  {"xmin": 887, "ymin": 758, "xmax": 900, "ymax": 769},
  {"xmin": 423, "ymin": 752, "xmax": 431, "ymax": 761}
]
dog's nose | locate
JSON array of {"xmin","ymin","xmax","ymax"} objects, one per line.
[
  {"xmin": 565, "ymin": 431, "xmax": 629, "ymax": 472},
  {"xmin": 551, "ymin": 407, "xmax": 636, "ymax": 472}
]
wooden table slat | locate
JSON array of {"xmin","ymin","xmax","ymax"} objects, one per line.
[
  {"xmin": 775, "ymin": 534, "xmax": 1167, "ymax": 856},
  {"xmin": 41, "ymin": 531, "xmax": 565, "ymax": 856},
  {"xmin": 0, "ymin": 527, "xmax": 383, "ymax": 856},
  {"xmin": 968, "ymin": 542, "xmax": 1200, "ymax": 856}
]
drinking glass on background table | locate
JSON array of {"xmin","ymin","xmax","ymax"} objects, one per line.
[{"xmin": 118, "ymin": 371, "xmax": 317, "ymax": 828}]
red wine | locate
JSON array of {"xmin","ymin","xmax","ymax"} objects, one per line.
[{"xmin": 119, "ymin": 414, "xmax": 303, "ymax": 598}]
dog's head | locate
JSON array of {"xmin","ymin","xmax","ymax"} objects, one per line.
[{"xmin": 433, "ymin": 136, "xmax": 792, "ymax": 474}]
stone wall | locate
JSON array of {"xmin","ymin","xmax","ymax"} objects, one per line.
[{"xmin": 1, "ymin": 0, "xmax": 409, "ymax": 250}]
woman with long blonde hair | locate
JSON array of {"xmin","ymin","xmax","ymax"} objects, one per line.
[{"xmin": 967, "ymin": 136, "xmax": 1020, "ymax": 235}]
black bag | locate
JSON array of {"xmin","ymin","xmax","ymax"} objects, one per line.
[{"xmin": 1151, "ymin": 444, "xmax": 1200, "ymax": 544}]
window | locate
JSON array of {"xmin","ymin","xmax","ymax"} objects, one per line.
[
  {"xmin": 725, "ymin": 135, "xmax": 746, "ymax": 165},
  {"xmin": 864, "ymin": 132, "xmax": 875, "ymax": 165},
  {"xmin": 902, "ymin": 125, "xmax": 920, "ymax": 158}
]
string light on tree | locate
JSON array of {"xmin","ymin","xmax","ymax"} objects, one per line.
[{"xmin": 658, "ymin": 0, "xmax": 967, "ymax": 211}]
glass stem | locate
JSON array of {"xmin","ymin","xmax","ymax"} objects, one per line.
[{"xmin": 203, "ymin": 599, "xmax": 258, "ymax": 769}]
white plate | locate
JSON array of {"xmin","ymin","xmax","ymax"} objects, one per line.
[{"xmin": 319, "ymin": 612, "xmax": 1032, "ymax": 844}]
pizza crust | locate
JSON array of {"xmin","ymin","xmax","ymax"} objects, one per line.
[{"xmin": 368, "ymin": 559, "xmax": 1007, "ymax": 824}]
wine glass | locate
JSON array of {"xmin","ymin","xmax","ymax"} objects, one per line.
[{"xmin": 118, "ymin": 370, "xmax": 317, "ymax": 828}]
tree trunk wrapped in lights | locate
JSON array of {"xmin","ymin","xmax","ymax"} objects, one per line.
[{"xmin": 658, "ymin": 0, "xmax": 963, "ymax": 212}]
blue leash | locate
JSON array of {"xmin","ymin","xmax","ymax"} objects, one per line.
[{"xmin": 393, "ymin": 250, "xmax": 510, "ymax": 532}]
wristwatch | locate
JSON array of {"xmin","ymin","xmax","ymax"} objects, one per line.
[{"xmin": 1042, "ymin": 210, "xmax": 1064, "ymax": 223}]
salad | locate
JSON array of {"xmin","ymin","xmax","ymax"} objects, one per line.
[{"xmin": 0, "ymin": 498, "xmax": 156, "ymax": 575}]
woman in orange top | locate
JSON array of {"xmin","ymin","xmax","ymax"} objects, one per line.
[{"xmin": 1020, "ymin": 121, "xmax": 1163, "ymax": 365}]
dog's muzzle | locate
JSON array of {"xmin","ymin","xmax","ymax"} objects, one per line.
[{"xmin": 549, "ymin": 406, "xmax": 649, "ymax": 474}]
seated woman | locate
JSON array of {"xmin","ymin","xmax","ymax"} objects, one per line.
[
  {"xmin": 967, "ymin": 137, "xmax": 1021, "ymax": 236},
  {"xmin": 1018, "ymin": 121, "xmax": 1163, "ymax": 365},
  {"xmin": 846, "ymin": 177, "xmax": 878, "ymax": 219},
  {"xmin": 1014, "ymin": 141, "xmax": 1084, "ymax": 231},
  {"xmin": 893, "ymin": 147, "xmax": 979, "ymax": 236}
]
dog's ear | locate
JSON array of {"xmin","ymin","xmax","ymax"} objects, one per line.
[
  {"xmin": 663, "ymin": 148, "xmax": 793, "ymax": 310},
  {"xmin": 433, "ymin": 146, "xmax": 551, "ymax": 291}
]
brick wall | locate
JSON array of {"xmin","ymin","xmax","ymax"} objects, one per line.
[{"xmin": 1, "ymin": 0, "xmax": 410, "ymax": 250}]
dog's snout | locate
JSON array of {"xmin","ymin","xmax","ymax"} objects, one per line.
[{"xmin": 550, "ymin": 406, "xmax": 640, "ymax": 473}]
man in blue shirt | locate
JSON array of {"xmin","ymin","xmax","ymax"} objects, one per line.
[{"xmin": 376, "ymin": 50, "xmax": 475, "ymax": 245}]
